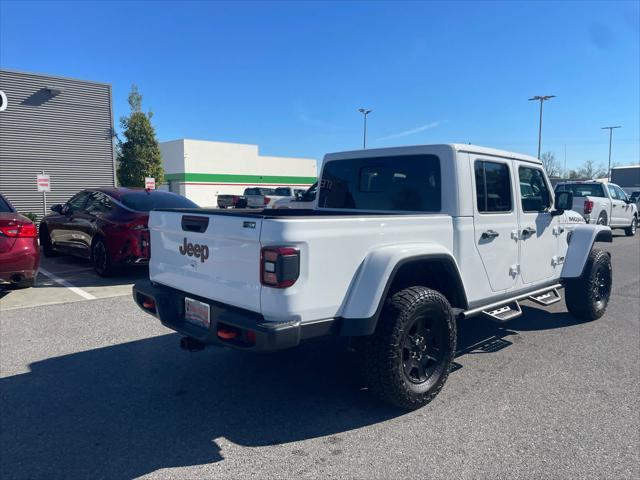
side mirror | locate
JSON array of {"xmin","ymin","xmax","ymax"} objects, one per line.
[
  {"xmin": 553, "ymin": 191, "xmax": 573, "ymax": 215},
  {"xmin": 51, "ymin": 204, "xmax": 63, "ymax": 214}
]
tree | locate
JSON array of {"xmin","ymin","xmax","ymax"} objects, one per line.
[
  {"xmin": 577, "ymin": 159, "xmax": 606, "ymax": 180},
  {"xmin": 116, "ymin": 85, "xmax": 164, "ymax": 187},
  {"xmin": 540, "ymin": 151, "xmax": 562, "ymax": 177}
]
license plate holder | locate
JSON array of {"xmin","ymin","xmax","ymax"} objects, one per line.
[{"xmin": 184, "ymin": 297, "xmax": 211, "ymax": 329}]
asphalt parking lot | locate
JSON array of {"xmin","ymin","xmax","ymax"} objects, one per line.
[{"xmin": 1, "ymin": 235, "xmax": 638, "ymax": 479}]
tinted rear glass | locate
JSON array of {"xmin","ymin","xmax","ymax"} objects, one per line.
[
  {"xmin": 0, "ymin": 196, "xmax": 14, "ymax": 213},
  {"xmin": 555, "ymin": 183, "xmax": 605, "ymax": 197},
  {"xmin": 244, "ymin": 188, "xmax": 275, "ymax": 195},
  {"xmin": 318, "ymin": 155, "xmax": 441, "ymax": 212},
  {"xmin": 274, "ymin": 187, "xmax": 292, "ymax": 196},
  {"xmin": 121, "ymin": 192, "xmax": 198, "ymax": 212}
]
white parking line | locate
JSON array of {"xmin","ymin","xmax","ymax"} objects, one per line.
[{"xmin": 38, "ymin": 267, "xmax": 97, "ymax": 300}]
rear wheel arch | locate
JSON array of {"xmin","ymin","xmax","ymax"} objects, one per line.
[
  {"xmin": 385, "ymin": 256, "xmax": 468, "ymax": 310},
  {"xmin": 339, "ymin": 255, "xmax": 468, "ymax": 337}
]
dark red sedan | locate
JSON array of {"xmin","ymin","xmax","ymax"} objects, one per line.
[
  {"xmin": 39, "ymin": 188, "xmax": 197, "ymax": 276},
  {"xmin": 0, "ymin": 194, "xmax": 40, "ymax": 289}
]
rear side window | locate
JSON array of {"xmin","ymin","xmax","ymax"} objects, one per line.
[
  {"xmin": 318, "ymin": 155, "xmax": 441, "ymax": 212},
  {"xmin": 607, "ymin": 185, "xmax": 619, "ymax": 200},
  {"xmin": 475, "ymin": 161, "xmax": 512, "ymax": 213},
  {"xmin": 0, "ymin": 196, "xmax": 13, "ymax": 213}
]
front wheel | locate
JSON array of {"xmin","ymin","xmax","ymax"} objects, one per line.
[
  {"xmin": 625, "ymin": 216, "xmax": 637, "ymax": 236},
  {"xmin": 565, "ymin": 248, "xmax": 612, "ymax": 321},
  {"xmin": 92, "ymin": 238, "xmax": 114, "ymax": 277},
  {"xmin": 356, "ymin": 286, "xmax": 456, "ymax": 410},
  {"xmin": 39, "ymin": 225, "xmax": 57, "ymax": 257}
]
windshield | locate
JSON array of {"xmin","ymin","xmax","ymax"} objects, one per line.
[
  {"xmin": 120, "ymin": 191, "xmax": 198, "ymax": 212},
  {"xmin": 555, "ymin": 183, "xmax": 605, "ymax": 197},
  {"xmin": 0, "ymin": 196, "xmax": 14, "ymax": 213}
]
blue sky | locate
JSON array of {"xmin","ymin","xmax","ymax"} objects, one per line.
[{"xmin": 1, "ymin": 0, "xmax": 638, "ymax": 169}]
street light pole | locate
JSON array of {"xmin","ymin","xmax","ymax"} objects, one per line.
[
  {"xmin": 528, "ymin": 95, "xmax": 555, "ymax": 159},
  {"xmin": 358, "ymin": 108, "xmax": 372, "ymax": 149},
  {"xmin": 602, "ymin": 126, "xmax": 621, "ymax": 181}
]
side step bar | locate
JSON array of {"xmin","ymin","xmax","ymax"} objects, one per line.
[
  {"xmin": 482, "ymin": 301, "xmax": 522, "ymax": 322},
  {"xmin": 528, "ymin": 288, "xmax": 562, "ymax": 306},
  {"xmin": 462, "ymin": 283, "xmax": 563, "ymax": 321}
]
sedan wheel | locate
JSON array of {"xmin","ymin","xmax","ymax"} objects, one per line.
[{"xmin": 92, "ymin": 238, "xmax": 114, "ymax": 277}]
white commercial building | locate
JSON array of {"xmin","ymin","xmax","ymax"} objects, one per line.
[{"xmin": 159, "ymin": 139, "xmax": 317, "ymax": 207}]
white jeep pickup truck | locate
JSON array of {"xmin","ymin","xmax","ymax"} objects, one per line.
[
  {"xmin": 554, "ymin": 180, "xmax": 638, "ymax": 235},
  {"xmin": 134, "ymin": 144, "xmax": 613, "ymax": 409}
]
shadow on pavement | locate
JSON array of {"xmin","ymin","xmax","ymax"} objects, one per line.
[{"xmin": 1, "ymin": 304, "xmax": 584, "ymax": 479}]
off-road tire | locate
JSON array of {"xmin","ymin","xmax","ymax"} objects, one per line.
[
  {"xmin": 92, "ymin": 237, "xmax": 114, "ymax": 277},
  {"xmin": 596, "ymin": 212, "xmax": 608, "ymax": 226},
  {"xmin": 356, "ymin": 286, "xmax": 456, "ymax": 410},
  {"xmin": 624, "ymin": 216, "xmax": 637, "ymax": 236},
  {"xmin": 39, "ymin": 225, "xmax": 57, "ymax": 257},
  {"xmin": 565, "ymin": 248, "xmax": 612, "ymax": 321}
]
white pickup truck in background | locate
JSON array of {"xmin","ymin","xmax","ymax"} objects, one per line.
[
  {"xmin": 217, "ymin": 187, "xmax": 303, "ymax": 209},
  {"xmin": 134, "ymin": 144, "xmax": 614, "ymax": 409},
  {"xmin": 554, "ymin": 181, "xmax": 637, "ymax": 235}
]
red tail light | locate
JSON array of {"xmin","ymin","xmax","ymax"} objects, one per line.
[
  {"xmin": 263, "ymin": 196, "xmax": 271, "ymax": 205},
  {"xmin": 584, "ymin": 200, "xmax": 594, "ymax": 214},
  {"xmin": 0, "ymin": 223, "xmax": 37, "ymax": 238},
  {"xmin": 261, "ymin": 246, "xmax": 300, "ymax": 288}
]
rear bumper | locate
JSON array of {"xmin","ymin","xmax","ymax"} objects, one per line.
[
  {"xmin": 132, "ymin": 280, "xmax": 336, "ymax": 351},
  {"xmin": 0, "ymin": 242, "xmax": 40, "ymax": 284}
]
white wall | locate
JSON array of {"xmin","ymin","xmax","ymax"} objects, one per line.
[{"xmin": 160, "ymin": 139, "xmax": 317, "ymax": 207}]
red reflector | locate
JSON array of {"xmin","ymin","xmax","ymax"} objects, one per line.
[
  {"xmin": 217, "ymin": 328, "xmax": 238, "ymax": 340},
  {"xmin": 142, "ymin": 298, "xmax": 156, "ymax": 310}
]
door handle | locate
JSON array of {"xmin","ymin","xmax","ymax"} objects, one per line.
[
  {"xmin": 481, "ymin": 229, "xmax": 500, "ymax": 240},
  {"xmin": 522, "ymin": 227, "xmax": 536, "ymax": 237}
]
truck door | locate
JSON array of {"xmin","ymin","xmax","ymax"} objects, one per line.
[
  {"xmin": 609, "ymin": 185, "xmax": 632, "ymax": 227},
  {"xmin": 471, "ymin": 157, "xmax": 519, "ymax": 292},
  {"xmin": 516, "ymin": 163, "xmax": 561, "ymax": 284}
]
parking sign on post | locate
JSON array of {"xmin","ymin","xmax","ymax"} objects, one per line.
[
  {"xmin": 37, "ymin": 173, "xmax": 50, "ymax": 217},
  {"xmin": 145, "ymin": 177, "xmax": 156, "ymax": 190},
  {"xmin": 36, "ymin": 174, "xmax": 50, "ymax": 192}
]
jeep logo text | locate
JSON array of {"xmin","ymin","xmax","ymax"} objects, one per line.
[{"xmin": 179, "ymin": 238, "xmax": 209, "ymax": 263}]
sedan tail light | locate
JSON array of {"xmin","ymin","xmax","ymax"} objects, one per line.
[
  {"xmin": 584, "ymin": 200, "xmax": 594, "ymax": 214},
  {"xmin": 263, "ymin": 196, "xmax": 271, "ymax": 205},
  {"xmin": 0, "ymin": 223, "xmax": 37, "ymax": 238},
  {"xmin": 260, "ymin": 246, "xmax": 300, "ymax": 288}
]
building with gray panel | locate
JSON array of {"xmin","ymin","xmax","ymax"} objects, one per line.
[{"xmin": 0, "ymin": 69, "xmax": 116, "ymax": 218}]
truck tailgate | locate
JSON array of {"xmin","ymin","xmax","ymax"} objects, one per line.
[{"xmin": 148, "ymin": 211, "xmax": 263, "ymax": 311}]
